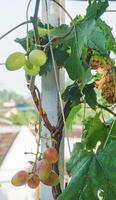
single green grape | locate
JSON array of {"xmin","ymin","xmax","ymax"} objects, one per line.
[
  {"xmin": 29, "ymin": 49, "xmax": 47, "ymax": 67},
  {"xmin": 24, "ymin": 59, "xmax": 40, "ymax": 76},
  {"xmin": 5, "ymin": 52, "xmax": 26, "ymax": 71}
]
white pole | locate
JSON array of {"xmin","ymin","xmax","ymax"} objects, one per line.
[{"xmin": 40, "ymin": 0, "xmax": 65, "ymax": 199}]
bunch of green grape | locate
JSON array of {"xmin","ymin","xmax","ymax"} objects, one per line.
[{"xmin": 5, "ymin": 49, "xmax": 47, "ymax": 76}]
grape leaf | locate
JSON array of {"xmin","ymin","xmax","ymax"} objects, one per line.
[
  {"xmin": 64, "ymin": 17, "xmax": 107, "ymax": 83},
  {"xmin": 87, "ymin": 25, "xmax": 107, "ymax": 54},
  {"xmin": 15, "ymin": 30, "xmax": 35, "ymax": 52},
  {"xmin": 85, "ymin": 0, "xmax": 108, "ymax": 20},
  {"xmin": 39, "ymin": 46, "xmax": 69, "ymax": 75},
  {"xmin": 50, "ymin": 24, "xmax": 70, "ymax": 39},
  {"xmin": 97, "ymin": 19, "xmax": 116, "ymax": 52},
  {"xmin": 83, "ymin": 113, "xmax": 108, "ymax": 150},
  {"xmin": 15, "ymin": 37, "xmax": 27, "ymax": 51},
  {"xmin": 57, "ymin": 140, "xmax": 116, "ymax": 200},
  {"xmin": 83, "ymin": 83, "xmax": 97, "ymax": 109},
  {"xmin": 62, "ymin": 83, "xmax": 82, "ymax": 104},
  {"xmin": 106, "ymin": 118, "xmax": 116, "ymax": 139},
  {"xmin": 64, "ymin": 42, "xmax": 92, "ymax": 83},
  {"xmin": 53, "ymin": 46, "xmax": 69, "ymax": 67},
  {"xmin": 62, "ymin": 0, "xmax": 109, "ymax": 84},
  {"xmin": 66, "ymin": 105, "xmax": 81, "ymax": 130}
]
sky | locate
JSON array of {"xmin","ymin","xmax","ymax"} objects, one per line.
[{"xmin": 0, "ymin": 0, "xmax": 116, "ymax": 97}]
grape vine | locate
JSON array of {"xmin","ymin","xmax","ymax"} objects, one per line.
[{"xmin": 0, "ymin": 0, "xmax": 116, "ymax": 200}]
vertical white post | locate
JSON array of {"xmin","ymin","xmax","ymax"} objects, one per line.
[{"xmin": 40, "ymin": 0, "xmax": 65, "ymax": 200}]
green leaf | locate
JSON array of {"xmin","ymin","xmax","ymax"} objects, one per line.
[
  {"xmin": 62, "ymin": 83, "xmax": 82, "ymax": 104},
  {"xmin": 15, "ymin": 37, "xmax": 27, "ymax": 51},
  {"xmin": 97, "ymin": 19, "xmax": 116, "ymax": 52},
  {"xmin": 83, "ymin": 113, "xmax": 108, "ymax": 150},
  {"xmin": 54, "ymin": 46, "xmax": 69, "ymax": 67},
  {"xmin": 66, "ymin": 143, "xmax": 90, "ymax": 177},
  {"xmin": 39, "ymin": 45, "xmax": 69, "ymax": 75},
  {"xmin": 66, "ymin": 105, "xmax": 81, "ymax": 130},
  {"xmin": 86, "ymin": 0, "xmax": 108, "ymax": 20},
  {"xmin": 112, "ymin": 45, "xmax": 116, "ymax": 54},
  {"xmin": 64, "ymin": 17, "xmax": 107, "ymax": 83},
  {"xmin": 15, "ymin": 30, "xmax": 35, "ymax": 52},
  {"xmin": 83, "ymin": 84, "xmax": 97, "ymax": 109},
  {"xmin": 64, "ymin": 43, "xmax": 92, "ymax": 84},
  {"xmin": 51, "ymin": 19, "xmax": 100, "ymax": 84},
  {"xmin": 106, "ymin": 118, "xmax": 116, "ymax": 139},
  {"xmin": 50, "ymin": 24, "xmax": 70, "ymax": 39},
  {"xmin": 62, "ymin": 5, "xmax": 111, "ymax": 83},
  {"xmin": 57, "ymin": 140, "xmax": 116, "ymax": 200},
  {"xmin": 87, "ymin": 25, "xmax": 107, "ymax": 54},
  {"xmin": 75, "ymin": 19, "xmax": 96, "ymax": 57}
]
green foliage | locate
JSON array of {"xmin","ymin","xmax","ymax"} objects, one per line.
[
  {"xmin": 62, "ymin": 83, "xmax": 82, "ymax": 104},
  {"xmin": 66, "ymin": 105, "xmax": 81, "ymax": 130},
  {"xmin": 83, "ymin": 113, "xmax": 108, "ymax": 150},
  {"xmin": 64, "ymin": 41, "xmax": 92, "ymax": 83},
  {"xmin": 53, "ymin": 46, "xmax": 69, "ymax": 67},
  {"xmin": 96, "ymin": 19, "xmax": 116, "ymax": 52},
  {"xmin": 0, "ymin": 89, "xmax": 26, "ymax": 105},
  {"xmin": 87, "ymin": 25, "xmax": 107, "ymax": 54},
  {"xmin": 85, "ymin": 0, "xmax": 108, "ymax": 20},
  {"xmin": 62, "ymin": 82, "xmax": 97, "ymax": 110},
  {"xmin": 0, "ymin": 89, "xmax": 35, "ymax": 108},
  {"xmin": 62, "ymin": 1, "xmax": 111, "ymax": 84},
  {"xmin": 57, "ymin": 140, "xmax": 116, "ymax": 200},
  {"xmin": 82, "ymin": 84, "xmax": 97, "ymax": 109},
  {"xmin": 11, "ymin": 111, "xmax": 38, "ymax": 125}
]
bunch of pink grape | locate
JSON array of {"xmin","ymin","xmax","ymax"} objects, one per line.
[{"xmin": 11, "ymin": 147, "xmax": 59, "ymax": 189}]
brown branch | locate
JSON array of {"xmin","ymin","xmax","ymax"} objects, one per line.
[
  {"xmin": 27, "ymin": 0, "xmax": 55, "ymax": 133},
  {"xmin": 97, "ymin": 103, "xmax": 116, "ymax": 117},
  {"xmin": 29, "ymin": 85, "xmax": 55, "ymax": 133}
]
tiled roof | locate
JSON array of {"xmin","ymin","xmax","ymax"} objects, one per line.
[
  {"xmin": 0, "ymin": 132, "xmax": 18, "ymax": 165},
  {"xmin": 0, "ymin": 126, "xmax": 82, "ymax": 165}
]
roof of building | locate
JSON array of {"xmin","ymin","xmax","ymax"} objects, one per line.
[
  {"xmin": 0, "ymin": 132, "xmax": 18, "ymax": 165},
  {"xmin": 0, "ymin": 125, "xmax": 82, "ymax": 166}
]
